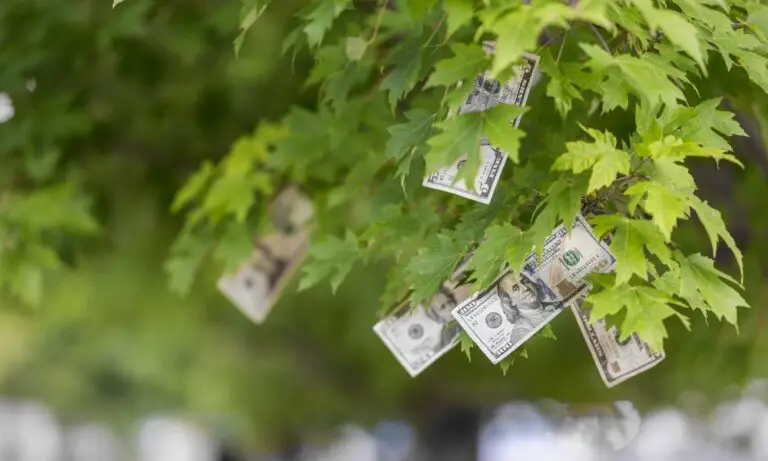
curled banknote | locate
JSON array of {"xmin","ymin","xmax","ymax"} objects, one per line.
[
  {"xmin": 217, "ymin": 186, "xmax": 314, "ymax": 324},
  {"xmin": 423, "ymin": 42, "xmax": 540, "ymax": 204},
  {"xmin": 374, "ymin": 260, "xmax": 473, "ymax": 377},
  {"xmin": 521, "ymin": 214, "xmax": 615, "ymax": 303},
  {"xmin": 571, "ymin": 293, "xmax": 665, "ymax": 387},
  {"xmin": 451, "ymin": 271, "xmax": 567, "ymax": 364}
]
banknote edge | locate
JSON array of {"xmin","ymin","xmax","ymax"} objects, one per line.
[
  {"xmin": 372, "ymin": 313, "xmax": 459, "ymax": 378},
  {"xmin": 569, "ymin": 303, "xmax": 666, "ymax": 388}
]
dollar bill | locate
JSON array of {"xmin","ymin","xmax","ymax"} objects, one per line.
[
  {"xmin": 571, "ymin": 293, "xmax": 665, "ymax": 388},
  {"xmin": 373, "ymin": 261, "xmax": 473, "ymax": 377},
  {"xmin": 521, "ymin": 214, "xmax": 616, "ymax": 303},
  {"xmin": 451, "ymin": 270, "xmax": 570, "ymax": 364},
  {"xmin": 217, "ymin": 186, "xmax": 314, "ymax": 324},
  {"xmin": 422, "ymin": 45, "xmax": 540, "ymax": 204}
]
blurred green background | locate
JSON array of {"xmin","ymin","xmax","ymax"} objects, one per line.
[{"xmin": 0, "ymin": 0, "xmax": 767, "ymax": 453}]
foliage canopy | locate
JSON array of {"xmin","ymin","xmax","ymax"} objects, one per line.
[{"xmin": 162, "ymin": 0, "xmax": 768, "ymax": 365}]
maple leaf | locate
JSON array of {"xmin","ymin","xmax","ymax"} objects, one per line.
[
  {"xmin": 587, "ymin": 284, "xmax": 685, "ymax": 353},
  {"xmin": 490, "ymin": 6, "xmax": 542, "ymax": 77},
  {"xmin": 483, "ymin": 104, "xmax": 528, "ymax": 163},
  {"xmin": 380, "ymin": 37, "xmax": 424, "ymax": 109},
  {"xmin": 624, "ymin": 181, "xmax": 691, "ymax": 241},
  {"xmin": 528, "ymin": 177, "xmax": 586, "ymax": 255},
  {"xmin": 444, "ymin": 0, "xmax": 475, "ymax": 36},
  {"xmin": 665, "ymin": 98, "xmax": 747, "ymax": 151},
  {"xmin": 552, "ymin": 128, "xmax": 631, "ymax": 193},
  {"xmin": 459, "ymin": 330, "xmax": 474, "ymax": 361},
  {"xmin": 676, "ymin": 253, "xmax": 748, "ymax": 327},
  {"xmin": 591, "ymin": 215, "xmax": 672, "ymax": 285},
  {"xmin": 688, "ymin": 197, "xmax": 744, "ymax": 282},
  {"xmin": 404, "ymin": 232, "xmax": 467, "ymax": 306},
  {"xmin": 299, "ymin": 230, "xmax": 359, "ymax": 293},
  {"xmin": 302, "ymin": 0, "xmax": 351, "ymax": 48},
  {"xmin": 425, "ymin": 43, "xmax": 489, "ymax": 88},
  {"xmin": 467, "ymin": 223, "xmax": 533, "ymax": 290},
  {"xmin": 581, "ymin": 44, "xmax": 686, "ymax": 110},
  {"xmin": 423, "ymin": 112, "xmax": 484, "ymax": 184},
  {"xmin": 386, "ymin": 110, "xmax": 435, "ymax": 160}
]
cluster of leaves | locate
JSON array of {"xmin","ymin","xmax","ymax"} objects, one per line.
[{"xmin": 169, "ymin": 0, "xmax": 768, "ymax": 363}]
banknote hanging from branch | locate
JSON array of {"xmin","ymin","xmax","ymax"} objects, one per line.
[{"xmin": 167, "ymin": 0, "xmax": 768, "ymax": 385}]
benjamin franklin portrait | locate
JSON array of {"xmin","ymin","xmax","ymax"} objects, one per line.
[{"xmin": 496, "ymin": 274, "xmax": 563, "ymax": 344}]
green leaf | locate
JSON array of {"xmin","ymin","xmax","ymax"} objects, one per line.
[
  {"xmin": 459, "ymin": 330, "xmax": 474, "ymax": 361},
  {"xmin": 736, "ymin": 50, "xmax": 768, "ymax": 94},
  {"xmin": 652, "ymin": 10, "xmax": 707, "ymax": 71},
  {"xmin": 688, "ymin": 197, "xmax": 744, "ymax": 282},
  {"xmin": 538, "ymin": 54, "xmax": 589, "ymax": 117},
  {"xmin": 591, "ymin": 215, "xmax": 671, "ymax": 285},
  {"xmin": 624, "ymin": 181, "xmax": 690, "ymax": 240},
  {"xmin": 581, "ymin": 45, "xmax": 686, "ymax": 110},
  {"xmin": 213, "ymin": 223, "xmax": 256, "ymax": 275},
  {"xmin": 234, "ymin": 0, "xmax": 271, "ymax": 55},
  {"xmin": 172, "ymin": 161, "xmax": 215, "ymax": 213},
  {"xmin": 404, "ymin": 232, "xmax": 467, "ymax": 305},
  {"xmin": 587, "ymin": 284, "xmax": 685, "ymax": 353},
  {"xmin": 165, "ymin": 230, "xmax": 211, "ymax": 297},
  {"xmin": 467, "ymin": 223, "xmax": 532, "ymax": 290},
  {"xmin": 483, "ymin": 104, "xmax": 528, "ymax": 163},
  {"xmin": 665, "ymin": 98, "xmax": 747, "ymax": 151},
  {"xmin": 444, "ymin": 0, "xmax": 475, "ymax": 36},
  {"xmin": 380, "ymin": 38, "xmax": 424, "ymax": 109},
  {"xmin": 404, "ymin": 0, "xmax": 438, "ymax": 19},
  {"xmin": 386, "ymin": 110, "xmax": 435, "ymax": 160},
  {"xmin": 528, "ymin": 177, "xmax": 586, "ymax": 255},
  {"xmin": 552, "ymin": 128, "xmax": 631, "ymax": 193},
  {"xmin": 303, "ymin": 0, "xmax": 351, "ymax": 48},
  {"xmin": 490, "ymin": 6, "xmax": 542, "ymax": 77},
  {"xmin": 424, "ymin": 112, "xmax": 484, "ymax": 179},
  {"xmin": 299, "ymin": 230, "xmax": 359, "ymax": 293},
  {"xmin": 345, "ymin": 36, "xmax": 368, "ymax": 61},
  {"xmin": 425, "ymin": 43, "xmax": 489, "ymax": 88},
  {"xmin": 676, "ymin": 253, "xmax": 748, "ymax": 326}
]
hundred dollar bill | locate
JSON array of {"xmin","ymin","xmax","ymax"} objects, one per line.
[
  {"xmin": 521, "ymin": 214, "xmax": 615, "ymax": 303},
  {"xmin": 571, "ymin": 293, "xmax": 665, "ymax": 388},
  {"xmin": 422, "ymin": 44, "xmax": 540, "ymax": 204},
  {"xmin": 451, "ymin": 270, "xmax": 571, "ymax": 364},
  {"xmin": 217, "ymin": 186, "xmax": 314, "ymax": 324},
  {"xmin": 374, "ymin": 261, "xmax": 473, "ymax": 377}
]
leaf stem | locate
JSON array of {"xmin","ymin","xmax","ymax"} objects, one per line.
[
  {"xmin": 590, "ymin": 24, "xmax": 611, "ymax": 53},
  {"xmin": 368, "ymin": 0, "xmax": 387, "ymax": 45},
  {"xmin": 556, "ymin": 30, "xmax": 569, "ymax": 63}
]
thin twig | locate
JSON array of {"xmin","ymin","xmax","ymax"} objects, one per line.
[
  {"xmin": 556, "ymin": 30, "xmax": 569, "ymax": 63},
  {"xmin": 590, "ymin": 24, "xmax": 611, "ymax": 53},
  {"xmin": 368, "ymin": 0, "xmax": 387, "ymax": 44},
  {"xmin": 424, "ymin": 13, "xmax": 447, "ymax": 51}
]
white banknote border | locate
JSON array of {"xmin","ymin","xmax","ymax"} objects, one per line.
[
  {"xmin": 570, "ymin": 300, "xmax": 665, "ymax": 388},
  {"xmin": 422, "ymin": 52, "xmax": 541, "ymax": 204},
  {"xmin": 373, "ymin": 308, "xmax": 459, "ymax": 378},
  {"xmin": 451, "ymin": 269, "xmax": 571, "ymax": 365}
]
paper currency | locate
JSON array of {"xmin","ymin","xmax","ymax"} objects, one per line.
[
  {"xmin": 451, "ymin": 271, "xmax": 567, "ymax": 364},
  {"xmin": 374, "ymin": 261, "xmax": 473, "ymax": 377},
  {"xmin": 217, "ymin": 186, "xmax": 314, "ymax": 324},
  {"xmin": 571, "ymin": 294, "xmax": 665, "ymax": 388},
  {"xmin": 521, "ymin": 214, "xmax": 616, "ymax": 303},
  {"xmin": 422, "ymin": 45, "xmax": 540, "ymax": 204}
]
